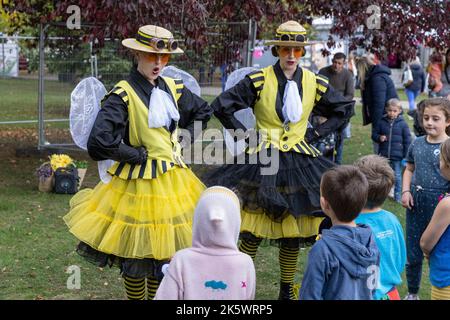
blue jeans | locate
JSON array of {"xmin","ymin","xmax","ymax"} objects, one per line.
[
  {"xmin": 335, "ymin": 137, "xmax": 344, "ymax": 164},
  {"xmin": 406, "ymin": 186, "xmax": 444, "ymax": 294},
  {"xmin": 405, "ymin": 88, "xmax": 420, "ymax": 111},
  {"xmin": 334, "ymin": 124, "xmax": 351, "ymax": 164},
  {"xmin": 343, "ymin": 123, "xmax": 351, "ymax": 139},
  {"xmin": 389, "ymin": 160, "xmax": 402, "ymax": 202},
  {"xmin": 221, "ymin": 76, "xmax": 227, "ymax": 92}
]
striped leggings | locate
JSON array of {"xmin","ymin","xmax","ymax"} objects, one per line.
[
  {"xmin": 239, "ymin": 235, "xmax": 300, "ymax": 299},
  {"xmin": 431, "ymin": 285, "xmax": 450, "ymax": 300},
  {"xmin": 123, "ymin": 276, "xmax": 160, "ymax": 300}
]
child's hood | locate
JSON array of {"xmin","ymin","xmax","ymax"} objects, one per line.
[
  {"xmin": 191, "ymin": 186, "xmax": 241, "ymax": 254},
  {"xmin": 321, "ymin": 224, "xmax": 379, "ymax": 278}
]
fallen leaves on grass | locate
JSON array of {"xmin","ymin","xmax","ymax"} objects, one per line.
[
  {"xmin": 0, "ymin": 128, "xmax": 37, "ymax": 140},
  {"xmin": 0, "ymin": 128, "xmax": 70, "ymax": 143}
]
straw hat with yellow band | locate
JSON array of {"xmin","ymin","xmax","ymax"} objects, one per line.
[
  {"xmin": 122, "ymin": 25, "xmax": 184, "ymax": 54},
  {"xmin": 266, "ymin": 20, "xmax": 310, "ymax": 47}
]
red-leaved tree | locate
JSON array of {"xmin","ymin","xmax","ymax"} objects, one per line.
[{"xmin": 6, "ymin": 0, "xmax": 450, "ymax": 60}]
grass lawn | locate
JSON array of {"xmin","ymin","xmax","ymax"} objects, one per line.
[
  {"xmin": 0, "ymin": 78, "xmax": 74, "ymax": 122},
  {"xmin": 0, "ymin": 77, "xmax": 432, "ymax": 300},
  {"xmin": 353, "ymin": 87, "xmax": 429, "ymax": 105}
]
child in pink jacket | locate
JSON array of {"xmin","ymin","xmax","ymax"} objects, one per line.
[
  {"xmin": 428, "ymin": 53, "xmax": 443, "ymax": 96},
  {"xmin": 154, "ymin": 186, "xmax": 256, "ymax": 300}
]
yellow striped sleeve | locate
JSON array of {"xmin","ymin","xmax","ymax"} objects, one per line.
[
  {"xmin": 247, "ymin": 70, "xmax": 265, "ymax": 92},
  {"xmin": 315, "ymin": 74, "xmax": 329, "ymax": 103},
  {"xmin": 108, "ymin": 87, "xmax": 129, "ymax": 106},
  {"xmin": 174, "ymin": 79, "xmax": 184, "ymax": 101}
]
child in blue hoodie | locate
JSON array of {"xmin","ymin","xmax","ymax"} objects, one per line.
[
  {"xmin": 371, "ymin": 98, "xmax": 411, "ymax": 202},
  {"xmin": 354, "ymin": 155, "xmax": 406, "ymax": 300},
  {"xmin": 299, "ymin": 165, "xmax": 380, "ymax": 300}
]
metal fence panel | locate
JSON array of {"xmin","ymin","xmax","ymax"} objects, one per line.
[{"xmin": 1, "ymin": 21, "xmax": 256, "ymax": 150}]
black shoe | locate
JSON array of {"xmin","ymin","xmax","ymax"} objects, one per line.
[
  {"xmin": 407, "ymin": 110, "xmax": 416, "ymax": 117},
  {"xmin": 278, "ymin": 282, "xmax": 298, "ymax": 300}
]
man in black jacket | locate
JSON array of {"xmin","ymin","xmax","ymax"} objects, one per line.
[{"xmin": 318, "ymin": 52, "xmax": 355, "ymax": 163}]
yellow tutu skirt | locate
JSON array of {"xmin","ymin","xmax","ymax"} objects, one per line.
[
  {"xmin": 241, "ymin": 210, "xmax": 324, "ymax": 239},
  {"xmin": 64, "ymin": 167, "xmax": 205, "ymax": 261}
]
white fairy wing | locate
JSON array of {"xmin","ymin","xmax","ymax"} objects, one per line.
[
  {"xmin": 69, "ymin": 77, "xmax": 113, "ymax": 184},
  {"xmin": 97, "ymin": 159, "xmax": 114, "ymax": 184},
  {"xmin": 225, "ymin": 67, "xmax": 259, "ymax": 91},
  {"xmin": 223, "ymin": 67, "xmax": 258, "ymax": 157},
  {"xmin": 161, "ymin": 65, "xmax": 201, "ymax": 97},
  {"xmin": 70, "ymin": 77, "xmax": 107, "ymax": 150}
]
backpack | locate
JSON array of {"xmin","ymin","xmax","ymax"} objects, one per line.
[{"xmin": 54, "ymin": 167, "xmax": 79, "ymax": 194}]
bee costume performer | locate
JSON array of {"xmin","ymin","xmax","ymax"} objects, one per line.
[
  {"xmin": 205, "ymin": 21, "xmax": 354, "ymax": 299},
  {"xmin": 64, "ymin": 25, "xmax": 213, "ymax": 300}
]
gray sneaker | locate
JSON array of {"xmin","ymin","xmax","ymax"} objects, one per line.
[{"xmin": 403, "ymin": 293, "xmax": 420, "ymax": 300}]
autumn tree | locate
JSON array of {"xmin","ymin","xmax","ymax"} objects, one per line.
[
  {"xmin": 0, "ymin": 0, "xmax": 27, "ymax": 34},
  {"xmin": 303, "ymin": 0, "xmax": 449, "ymax": 60},
  {"xmin": 4, "ymin": 0, "xmax": 450, "ymax": 61}
]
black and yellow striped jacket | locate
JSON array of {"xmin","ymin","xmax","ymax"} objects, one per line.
[
  {"xmin": 87, "ymin": 67, "xmax": 212, "ymax": 180},
  {"xmin": 106, "ymin": 77, "xmax": 188, "ymax": 180},
  {"xmin": 245, "ymin": 65, "xmax": 329, "ymax": 156}
]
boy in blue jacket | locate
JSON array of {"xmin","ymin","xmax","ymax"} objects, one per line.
[
  {"xmin": 372, "ymin": 98, "xmax": 411, "ymax": 202},
  {"xmin": 354, "ymin": 155, "xmax": 407, "ymax": 300},
  {"xmin": 299, "ymin": 165, "xmax": 380, "ymax": 300}
]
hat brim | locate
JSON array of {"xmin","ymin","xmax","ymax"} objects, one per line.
[
  {"xmin": 122, "ymin": 38, "xmax": 184, "ymax": 54},
  {"xmin": 265, "ymin": 40, "xmax": 309, "ymax": 47}
]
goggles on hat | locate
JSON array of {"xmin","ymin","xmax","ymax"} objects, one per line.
[
  {"xmin": 277, "ymin": 33, "xmax": 307, "ymax": 43},
  {"xmin": 136, "ymin": 32, "xmax": 179, "ymax": 51}
]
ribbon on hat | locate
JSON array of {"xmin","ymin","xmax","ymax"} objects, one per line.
[
  {"xmin": 282, "ymin": 80, "xmax": 302, "ymax": 124},
  {"xmin": 148, "ymin": 87, "xmax": 180, "ymax": 128}
]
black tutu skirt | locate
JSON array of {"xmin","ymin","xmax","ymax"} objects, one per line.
[
  {"xmin": 76, "ymin": 242, "xmax": 168, "ymax": 279},
  {"xmin": 203, "ymin": 149, "xmax": 335, "ymax": 222}
]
